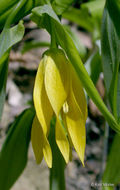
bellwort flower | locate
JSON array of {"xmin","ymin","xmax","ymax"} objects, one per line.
[{"xmin": 31, "ymin": 49, "xmax": 87, "ymax": 168}]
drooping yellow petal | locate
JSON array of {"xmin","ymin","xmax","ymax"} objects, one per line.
[
  {"xmin": 66, "ymin": 90, "xmax": 86, "ymax": 165},
  {"xmin": 31, "ymin": 115, "xmax": 52, "ymax": 168},
  {"xmin": 43, "ymin": 136, "xmax": 52, "ymax": 168},
  {"xmin": 71, "ymin": 65, "xmax": 87, "ymax": 120},
  {"xmin": 44, "ymin": 49, "xmax": 69, "ymax": 116},
  {"xmin": 55, "ymin": 118, "xmax": 70, "ymax": 163},
  {"xmin": 44, "ymin": 49, "xmax": 70, "ymax": 163},
  {"xmin": 31, "ymin": 116, "xmax": 44, "ymax": 164},
  {"xmin": 33, "ymin": 59, "xmax": 53, "ymax": 135},
  {"xmin": 62, "ymin": 110, "xmax": 73, "ymax": 161}
]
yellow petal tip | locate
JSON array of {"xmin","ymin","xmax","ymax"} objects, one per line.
[
  {"xmin": 82, "ymin": 160, "xmax": 85, "ymax": 167},
  {"xmin": 43, "ymin": 140, "xmax": 52, "ymax": 168}
]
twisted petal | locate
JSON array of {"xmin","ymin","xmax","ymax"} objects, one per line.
[
  {"xmin": 31, "ymin": 116, "xmax": 52, "ymax": 168},
  {"xmin": 31, "ymin": 116, "xmax": 43, "ymax": 164},
  {"xmin": 44, "ymin": 49, "xmax": 69, "ymax": 116},
  {"xmin": 44, "ymin": 49, "xmax": 70, "ymax": 162},
  {"xmin": 33, "ymin": 59, "xmax": 53, "ymax": 135},
  {"xmin": 55, "ymin": 119, "xmax": 70, "ymax": 163},
  {"xmin": 33, "ymin": 60, "xmax": 53, "ymax": 168},
  {"xmin": 66, "ymin": 89, "xmax": 86, "ymax": 165}
]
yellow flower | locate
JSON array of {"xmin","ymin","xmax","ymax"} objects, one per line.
[{"xmin": 31, "ymin": 49, "xmax": 87, "ymax": 168}]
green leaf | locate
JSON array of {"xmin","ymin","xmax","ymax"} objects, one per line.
[
  {"xmin": 0, "ymin": 52, "xmax": 9, "ymax": 120},
  {"xmin": 63, "ymin": 7, "xmax": 94, "ymax": 32},
  {"xmin": 117, "ymin": 74, "xmax": 120, "ymax": 122},
  {"xmin": 106, "ymin": 0, "xmax": 120, "ymax": 38},
  {"xmin": 0, "ymin": 20, "xmax": 24, "ymax": 59},
  {"xmin": 0, "ymin": 7, "xmax": 13, "ymax": 29},
  {"xmin": 0, "ymin": 20, "xmax": 24, "ymax": 119},
  {"xmin": 52, "ymin": 0, "xmax": 74, "ymax": 15},
  {"xmin": 63, "ymin": 0, "xmax": 105, "ymax": 39},
  {"xmin": 31, "ymin": 4, "xmax": 120, "ymax": 134},
  {"xmin": 101, "ymin": 7, "xmax": 120, "ymax": 120},
  {"xmin": 81, "ymin": 0, "xmax": 105, "ymax": 19},
  {"xmin": 0, "ymin": 0, "xmax": 18, "ymax": 14},
  {"xmin": 102, "ymin": 134, "xmax": 120, "ymax": 189},
  {"xmin": 21, "ymin": 41, "xmax": 50, "ymax": 54},
  {"xmin": 0, "ymin": 108, "xmax": 35, "ymax": 190},
  {"xmin": 0, "ymin": 0, "xmax": 45, "ymax": 29},
  {"xmin": 85, "ymin": 50, "xmax": 102, "ymax": 85},
  {"xmin": 81, "ymin": 0, "xmax": 105, "ymax": 39}
]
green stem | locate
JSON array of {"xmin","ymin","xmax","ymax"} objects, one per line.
[
  {"xmin": 50, "ymin": 20, "xmax": 57, "ymax": 49},
  {"xmin": 49, "ymin": 118, "xmax": 66, "ymax": 190}
]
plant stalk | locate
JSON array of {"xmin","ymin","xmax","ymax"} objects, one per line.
[{"xmin": 49, "ymin": 118, "xmax": 66, "ymax": 190}]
